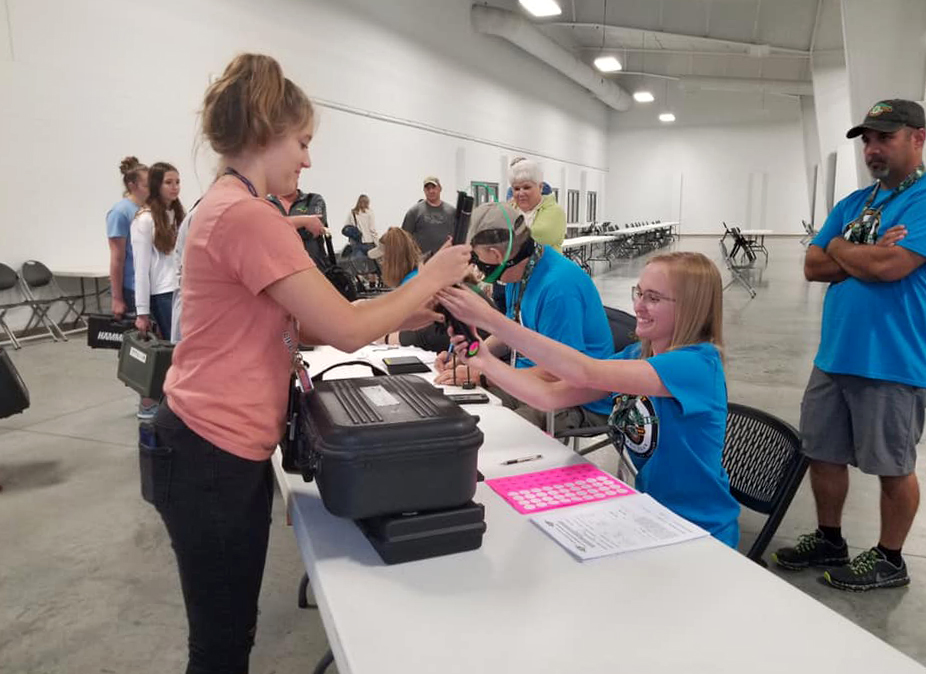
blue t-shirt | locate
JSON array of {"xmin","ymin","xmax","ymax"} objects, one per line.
[
  {"xmin": 398, "ymin": 269, "xmax": 419, "ymax": 286},
  {"xmin": 105, "ymin": 197, "xmax": 139, "ymax": 291},
  {"xmin": 811, "ymin": 178, "xmax": 926, "ymax": 387},
  {"xmin": 607, "ymin": 342, "xmax": 740, "ymax": 547},
  {"xmin": 505, "ymin": 246, "xmax": 613, "ymax": 416}
]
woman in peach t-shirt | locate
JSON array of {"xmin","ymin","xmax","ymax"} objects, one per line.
[{"xmin": 147, "ymin": 54, "xmax": 471, "ymax": 673}]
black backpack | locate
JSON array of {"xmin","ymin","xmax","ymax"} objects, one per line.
[{"xmin": 268, "ymin": 193, "xmax": 358, "ymax": 301}]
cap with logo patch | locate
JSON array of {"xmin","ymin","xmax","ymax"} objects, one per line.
[
  {"xmin": 423, "ymin": 176, "xmax": 441, "ymax": 188},
  {"xmin": 846, "ymin": 99, "xmax": 926, "ymax": 139}
]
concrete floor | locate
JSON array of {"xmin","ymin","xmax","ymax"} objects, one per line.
[{"xmin": 1, "ymin": 235, "xmax": 924, "ymax": 673}]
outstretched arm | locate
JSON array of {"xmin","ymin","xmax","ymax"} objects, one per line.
[{"xmin": 440, "ymin": 287, "xmax": 670, "ymax": 398}]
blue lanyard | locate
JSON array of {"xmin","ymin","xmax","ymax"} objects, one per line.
[{"xmin": 223, "ymin": 167, "xmax": 259, "ymax": 197}]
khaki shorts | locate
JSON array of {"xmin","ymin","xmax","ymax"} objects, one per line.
[{"xmin": 800, "ymin": 367, "xmax": 926, "ymax": 476}]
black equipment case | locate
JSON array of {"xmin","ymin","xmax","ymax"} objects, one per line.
[
  {"xmin": 356, "ymin": 501, "xmax": 487, "ymax": 565},
  {"xmin": 0, "ymin": 346, "xmax": 30, "ymax": 419},
  {"xmin": 297, "ymin": 373, "xmax": 484, "ymax": 519},
  {"xmin": 117, "ymin": 330, "xmax": 174, "ymax": 399},
  {"xmin": 87, "ymin": 314, "xmax": 136, "ymax": 350}
]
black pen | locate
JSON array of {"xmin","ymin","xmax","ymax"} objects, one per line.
[{"xmin": 501, "ymin": 454, "xmax": 543, "ymax": 466}]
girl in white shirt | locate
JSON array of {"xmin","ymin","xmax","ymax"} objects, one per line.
[
  {"xmin": 132, "ymin": 162, "xmax": 185, "ymax": 338},
  {"xmin": 346, "ymin": 193, "xmax": 378, "ymax": 243}
]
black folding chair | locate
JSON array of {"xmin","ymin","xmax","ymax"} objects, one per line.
[
  {"xmin": 558, "ymin": 401, "xmax": 808, "ymax": 565},
  {"xmin": 800, "ymin": 219, "xmax": 816, "ymax": 246},
  {"xmin": 720, "ymin": 227, "xmax": 757, "ymax": 298},
  {"xmin": 0, "ymin": 262, "xmax": 61, "ymax": 348},
  {"xmin": 19, "ymin": 261, "xmax": 87, "ymax": 340},
  {"xmin": 723, "ymin": 402, "xmax": 808, "ymax": 564}
]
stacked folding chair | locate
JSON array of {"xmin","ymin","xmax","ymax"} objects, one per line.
[
  {"xmin": 0, "ymin": 263, "xmax": 62, "ymax": 348},
  {"xmin": 18, "ymin": 261, "xmax": 88, "ymax": 341}
]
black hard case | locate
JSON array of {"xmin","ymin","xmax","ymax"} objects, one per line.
[
  {"xmin": 304, "ymin": 374, "xmax": 484, "ymax": 519},
  {"xmin": 87, "ymin": 314, "xmax": 136, "ymax": 349},
  {"xmin": 356, "ymin": 501, "xmax": 487, "ymax": 564},
  {"xmin": 117, "ymin": 330, "xmax": 174, "ymax": 399},
  {"xmin": 0, "ymin": 347, "xmax": 30, "ymax": 419}
]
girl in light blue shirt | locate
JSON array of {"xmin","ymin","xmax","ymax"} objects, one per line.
[{"xmin": 440, "ymin": 251, "xmax": 740, "ymax": 547}]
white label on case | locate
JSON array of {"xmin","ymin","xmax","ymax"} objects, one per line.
[
  {"xmin": 360, "ymin": 385, "xmax": 400, "ymax": 407},
  {"xmin": 129, "ymin": 347, "xmax": 147, "ymax": 364}
]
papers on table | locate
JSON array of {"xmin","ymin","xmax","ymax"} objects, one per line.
[{"xmin": 531, "ymin": 493, "xmax": 709, "ymax": 560}]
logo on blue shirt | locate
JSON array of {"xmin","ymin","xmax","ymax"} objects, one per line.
[{"xmin": 607, "ymin": 393, "xmax": 659, "ymax": 459}]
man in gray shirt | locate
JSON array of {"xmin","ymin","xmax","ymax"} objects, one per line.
[{"xmin": 401, "ymin": 176, "xmax": 455, "ymax": 256}]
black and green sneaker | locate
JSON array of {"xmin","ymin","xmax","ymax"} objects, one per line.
[
  {"xmin": 771, "ymin": 530, "xmax": 849, "ymax": 570},
  {"xmin": 823, "ymin": 548, "xmax": 910, "ymax": 591}
]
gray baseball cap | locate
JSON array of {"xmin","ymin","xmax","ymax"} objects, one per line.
[{"xmin": 846, "ymin": 99, "xmax": 926, "ymax": 138}]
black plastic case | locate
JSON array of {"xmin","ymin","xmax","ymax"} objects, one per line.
[
  {"xmin": 381, "ymin": 355, "xmax": 431, "ymax": 374},
  {"xmin": 87, "ymin": 314, "xmax": 136, "ymax": 350},
  {"xmin": 117, "ymin": 330, "xmax": 174, "ymax": 398},
  {"xmin": 304, "ymin": 374, "xmax": 483, "ymax": 519},
  {"xmin": 356, "ymin": 501, "xmax": 486, "ymax": 564}
]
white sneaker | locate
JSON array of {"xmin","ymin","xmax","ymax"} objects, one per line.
[{"xmin": 136, "ymin": 402, "xmax": 159, "ymax": 421}]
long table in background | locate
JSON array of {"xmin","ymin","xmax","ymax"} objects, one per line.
[
  {"xmin": 51, "ymin": 268, "xmax": 110, "ymax": 315},
  {"xmin": 272, "ymin": 345, "xmax": 926, "ymax": 674},
  {"xmin": 561, "ymin": 222, "xmax": 676, "ymax": 272}
]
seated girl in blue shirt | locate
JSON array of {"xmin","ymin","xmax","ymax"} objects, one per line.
[{"xmin": 439, "ymin": 251, "xmax": 740, "ymax": 547}]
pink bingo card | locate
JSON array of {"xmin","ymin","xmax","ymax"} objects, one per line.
[{"xmin": 485, "ymin": 463, "xmax": 636, "ymax": 514}]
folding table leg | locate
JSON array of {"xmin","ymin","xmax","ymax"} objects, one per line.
[
  {"xmin": 297, "ymin": 572, "xmax": 318, "ymax": 609},
  {"xmin": 312, "ymin": 649, "xmax": 334, "ymax": 674}
]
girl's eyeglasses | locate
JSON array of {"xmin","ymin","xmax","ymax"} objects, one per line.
[{"xmin": 631, "ymin": 285, "xmax": 676, "ymax": 306}]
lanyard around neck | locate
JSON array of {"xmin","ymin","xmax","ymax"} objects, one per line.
[
  {"xmin": 844, "ymin": 164, "xmax": 924, "ymax": 244},
  {"xmin": 223, "ymin": 167, "xmax": 259, "ymax": 197},
  {"xmin": 864, "ymin": 164, "xmax": 924, "ymax": 212},
  {"xmin": 510, "ymin": 245, "xmax": 544, "ymax": 326}
]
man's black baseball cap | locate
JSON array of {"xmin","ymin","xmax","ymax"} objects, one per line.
[{"xmin": 847, "ymin": 99, "xmax": 926, "ymax": 138}]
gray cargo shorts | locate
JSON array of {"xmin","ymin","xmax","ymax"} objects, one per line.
[{"xmin": 800, "ymin": 366, "xmax": 926, "ymax": 476}]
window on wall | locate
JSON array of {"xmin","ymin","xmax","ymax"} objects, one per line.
[
  {"xmin": 471, "ymin": 181, "xmax": 499, "ymax": 207},
  {"xmin": 587, "ymin": 191, "xmax": 597, "ymax": 223},
  {"xmin": 566, "ymin": 189, "xmax": 580, "ymax": 224}
]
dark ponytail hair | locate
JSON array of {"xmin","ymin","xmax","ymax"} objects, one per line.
[
  {"xmin": 201, "ymin": 53, "xmax": 314, "ymax": 157},
  {"xmin": 119, "ymin": 156, "xmax": 148, "ymax": 196}
]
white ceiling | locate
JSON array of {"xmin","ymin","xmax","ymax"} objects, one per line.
[{"xmin": 479, "ymin": 0, "xmax": 845, "ymax": 125}]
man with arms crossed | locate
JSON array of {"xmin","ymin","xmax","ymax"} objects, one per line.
[{"xmin": 774, "ymin": 100, "xmax": 926, "ymax": 591}]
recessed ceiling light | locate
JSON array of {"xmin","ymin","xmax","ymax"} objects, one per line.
[
  {"xmin": 659, "ymin": 112, "xmax": 676, "ymax": 123},
  {"xmin": 633, "ymin": 91, "xmax": 655, "ymax": 103},
  {"xmin": 519, "ymin": 0, "xmax": 562, "ymax": 18},
  {"xmin": 594, "ymin": 56, "xmax": 622, "ymax": 73}
]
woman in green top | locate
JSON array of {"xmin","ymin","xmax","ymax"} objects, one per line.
[{"xmin": 508, "ymin": 157, "xmax": 566, "ymax": 252}]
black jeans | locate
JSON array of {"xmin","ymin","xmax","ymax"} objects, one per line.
[{"xmin": 151, "ymin": 401, "xmax": 274, "ymax": 674}]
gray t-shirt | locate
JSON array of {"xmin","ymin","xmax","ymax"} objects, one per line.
[{"xmin": 401, "ymin": 200, "xmax": 455, "ymax": 256}]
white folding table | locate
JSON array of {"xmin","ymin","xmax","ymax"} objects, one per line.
[{"xmin": 273, "ymin": 349, "xmax": 925, "ymax": 674}]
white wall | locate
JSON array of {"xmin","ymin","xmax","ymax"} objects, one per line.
[
  {"xmin": 605, "ymin": 120, "xmax": 809, "ymax": 235},
  {"xmin": 810, "ymin": 51, "xmax": 857, "ymax": 207},
  {"xmin": 0, "ymin": 0, "xmax": 609, "ymax": 275}
]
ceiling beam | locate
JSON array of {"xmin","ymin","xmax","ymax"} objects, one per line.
[
  {"xmin": 575, "ymin": 46, "xmax": 817, "ymax": 59},
  {"xmin": 548, "ymin": 21, "xmax": 811, "ymax": 56}
]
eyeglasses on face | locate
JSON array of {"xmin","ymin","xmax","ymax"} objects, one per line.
[{"xmin": 631, "ymin": 285, "xmax": 676, "ymax": 306}]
